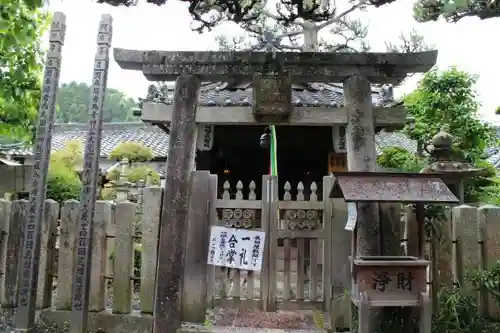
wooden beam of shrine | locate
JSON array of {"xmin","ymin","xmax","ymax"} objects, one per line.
[
  {"xmin": 141, "ymin": 102, "xmax": 407, "ymax": 126},
  {"xmin": 113, "ymin": 49, "xmax": 438, "ymax": 84}
]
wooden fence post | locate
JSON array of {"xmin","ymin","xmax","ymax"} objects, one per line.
[
  {"xmin": 182, "ymin": 171, "xmax": 211, "ymax": 323},
  {"xmin": 140, "ymin": 186, "xmax": 162, "ymax": 314},
  {"xmin": 37, "ymin": 200, "xmax": 59, "ymax": 309},
  {"xmin": 106, "ymin": 201, "xmax": 116, "ymax": 284},
  {"xmin": 56, "ymin": 200, "xmax": 79, "ymax": 310},
  {"xmin": 260, "ymin": 175, "xmax": 277, "ymax": 311},
  {"xmin": 113, "ymin": 201, "xmax": 136, "ymax": 314},
  {"xmin": 260, "ymin": 175, "xmax": 271, "ymax": 311},
  {"xmin": 431, "ymin": 209, "xmax": 453, "ymax": 301},
  {"xmin": 3, "ymin": 199, "xmax": 28, "ymax": 308},
  {"xmin": 451, "ymin": 205, "xmax": 479, "ymax": 290},
  {"xmin": 205, "ymin": 174, "xmax": 218, "ymax": 308},
  {"xmin": 0, "ymin": 199, "xmax": 11, "ymax": 305},
  {"xmin": 89, "ymin": 200, "xmax": 112, "ymax": 312},
  {"xmin": 327, "ymin": 176, "xmax": 351, "ymax": 331},
  {"xmin": 268, "ymin": 175, "xmax": 278, "ymax": 311},
  {"xmin": 404, "ymin": 205, "xmax": 419, "ymax": 257},
  {"xmin": 477, "ymin": 204, "xmax": 500, "ymax": 318}
]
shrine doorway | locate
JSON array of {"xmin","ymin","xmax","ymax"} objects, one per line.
[{"xmin": 201, "ymin": 125, "xmax": 335, "ymax": 200}]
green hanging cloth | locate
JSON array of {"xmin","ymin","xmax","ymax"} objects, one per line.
[{"xmin": 269, "ymin": 125, "xmax": 278, "ymax": 176}]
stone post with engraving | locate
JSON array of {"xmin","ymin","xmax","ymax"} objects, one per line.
[
  {"xmin": 71, "ymin": 15, "xmax": 113, "ymax": 333},
  {"xmin": 343, "ymin": 78, "xmax": 411, "ymax": 332},
  {"xmin": 154, "ymin": 75, "xmax": 200, "ymax": 333},
  {"xmin": 15, "ymin": 12, "xmax": 66, "ymax": 333},
  {"xmin": 344, "ymin": 75, "xmax": 380, "ymax": 252},
  {"xmin": 343, "ymin": 76, "xmax": 382, "ymax": 332}
]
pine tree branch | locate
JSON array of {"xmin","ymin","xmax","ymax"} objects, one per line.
[{"xmin": 271, "ymin": 0, "xmax": 368, "ymax": 42}]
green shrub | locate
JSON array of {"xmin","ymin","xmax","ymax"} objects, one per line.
[
  {"xmin": 101, "ymin": 166, "xmax": 160, "ymax": 200},
  {"xmin": 349, "ymin": 285, "xmax": 500, "ymax": 333},
  {"xmin": 46, "ymin": 161, "xmax": 82, "ymax": 203},
  {"xmin": 469, "ymin": 260, "xmax": 500, "ymax": 306},
  {"xmin": 126, "ymin": 166, "xmax": 160, "ymax": 184},
  {"xmin": 108, "ymin": 141, "xmax": 154, "ymax": 163},
  {"xmin": 432, "ymin": 287, "xmax": 500, "ymax": 333},
  {"xmin": 51, "ymin": 139, "xmax": 83, "ymax": 169}
]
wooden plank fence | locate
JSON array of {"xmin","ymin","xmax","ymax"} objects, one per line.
[
  {"xmin": 0, "ymin": 172, "xmax": 499, "ymax": 328},
  {"xmin": 401, "ymin": 203, "xmax": 500, "ymax": 318},
  {"xmin": 0, "ymin": 185, "xmax": 163, "ymax": 315}
]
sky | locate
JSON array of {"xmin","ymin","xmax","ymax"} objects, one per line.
[{"xmin": 49, "ymin": 0, "xmax": 499, "ymax": 122}]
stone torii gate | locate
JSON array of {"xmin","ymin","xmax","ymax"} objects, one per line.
[{"xmin": 113, "ymin": 49, "xmax": 438, "ymax": 333}]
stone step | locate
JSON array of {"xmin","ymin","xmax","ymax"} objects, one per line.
[{"xmin": 179, "ymin": 326, "xmax": 329, "ymax": 333}]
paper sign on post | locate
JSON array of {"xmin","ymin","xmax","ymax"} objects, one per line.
[
  {"xmin": 207, "ymin": 226, "xmax": 266, "ymax": 271},
  {"xmin": 345, "ymin": 202, "xmax": 357, "ymax": 231}
]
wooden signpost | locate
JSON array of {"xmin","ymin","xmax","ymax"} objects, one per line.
[{"xmin": 351, "ymin": 256, "xmax": 429, "ymax": 307}]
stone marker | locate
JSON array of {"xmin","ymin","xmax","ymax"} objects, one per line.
[
  {"xmin": 15, "ymin": 12, "xmax": 66, "ymax": 333},
  {"xmin": 343, "ymin": 75, "xmax": 380, "ymax": 331},
  {"xmin": 71, "ymin": 14, "xmax": 112, "ymax": 333},
  {"xmin": 154, "ymin": 75, "xmax": 200, "ymax": 333}
]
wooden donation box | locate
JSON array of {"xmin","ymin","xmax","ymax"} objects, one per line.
[
  {"xmin": 329, "ymin": 171, "xmax": 460, "ymax": 333},
  {"xmin": 252, "ymin": 72, "xmax": 292, "ymax": 121},
  {"xmin": 351, "ymin": 256, "xmax": 428, "ymax": 307}
]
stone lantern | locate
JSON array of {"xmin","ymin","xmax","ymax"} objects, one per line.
[
  {"xmin": 115, "ymin": 157, "xmax": 132, "ymax": 202},
  {"xmin": 421, "ymin": 125, "xmax": 486, "ymax": 204}
]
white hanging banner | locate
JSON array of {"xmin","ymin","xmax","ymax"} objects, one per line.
[
  {"xmin": 332, "ymin": 125, "xmax": 347, "ymax": 153},
  {"xmin": 196, "ymin": 124, "xmax": 214, "ymax": 151},
  {"xmin": 207, "ymin": 226, "xmax": 266, "ymax": 271},
  {"xmin": 345, "ymin": 202, "xmax": 357, "ymax": 231}
]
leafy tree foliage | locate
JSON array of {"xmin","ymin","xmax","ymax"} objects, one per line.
[
  {"xmin": 50, "ymin": 140, "xmax": 84, "ymax": 169},
  {"xmin": 108, "ymin": 141, "xmax": 155, "ymax": 162},
  {"xmin": 377, "ymin": 67, "xmax": 499, "ymax": 203},
  {"xmin": 56, "ymin": 81, "xmax": 139, "ymax": 123},
  {"xmin": 376, "ymin": 146, "xmax": 425, "ymax": 172},
  {"xmin": 47, "ymin": 141, "xmax": 83, "ymax": 202},
  {"xmin": 102, "ymin": 141, "xmax": 160, "ymax": 200},
  {"xmin": 414, "ymin": 0, "xmax": 500, "ymax": 23},
  {"xmin": 0, "ymin": 1, "xmax": 49, "ymax": 142},
  {"xmin": 97, "ymin": 0, "xmax": 500, "ymax": 31},
  {"xmin": 405, "ymin": 68, "xmax": 496, "ymax": 161},
  {"xmin": 126, "ymin": 165, "xmax": 160, "ymax": 183},
  {"xmin": 212, "ymin": 2, "xmax": 430, "ymax": 54},
  {"xmin": 97, "ymin": 0, "xmax": 392, "ymax": 32},
  {"xmin": 46, "ymin": 161, "xmax": 82, "ymax": 203}
]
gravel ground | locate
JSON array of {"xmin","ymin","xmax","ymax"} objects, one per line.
[
  {"xmin": 0, "ymin": 278, "xmax": 326, "ymax": 333},
  {"xmin": 209, "ymin": 307, "xmax": 320, "ymax": 329},
  {"xmin": 0, "ymin": 308, "xmax": 72, "ymax": 333}
]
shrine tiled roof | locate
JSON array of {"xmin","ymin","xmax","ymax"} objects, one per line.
[
  {"xmin": 7, "ymin": 122, "xmax": 499, "ymax": 169},
  {"xmin": 50, "ymin": 123, "xmax": 170, "ymax": 159},
  {"xmin": 3, "ymin": 123, "xmax": 170, "ymax": 159},
  {"xmin": 143, "ymin": 82, "xmax": 396, "ymax": 107},
  {"xmin": 375, "ymin": 131, "xmax": 417, "ymax": 154},
  {"xmin": 4, "ymin": 122, "xmax": 415, "ymax": 158},
  {"xmin": 0, "ymin": 146, "xmax": 33, "ymax": 157}
]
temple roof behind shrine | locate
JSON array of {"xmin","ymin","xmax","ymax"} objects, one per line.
[
  {"xmin": 143, "ymin": 81, "xmax": 396, "ymax": 108},
  {"xmin": 0, "ymin": 123, "xmax": 169, "ymax": 159}
]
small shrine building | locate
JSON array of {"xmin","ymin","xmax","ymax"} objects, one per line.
[{"xmin": 139, "ymin": 80, "xmax": 406, "ymax": 199}]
